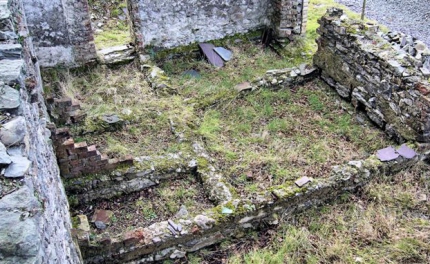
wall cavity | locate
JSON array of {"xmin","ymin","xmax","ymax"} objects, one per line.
[
  {"xmin": 21, "ymin": 0, "xmax": 96, "ymax": 67},
  {"xmin": 0, "ymin": 0, "xmax": 81, "ymax": 263}
]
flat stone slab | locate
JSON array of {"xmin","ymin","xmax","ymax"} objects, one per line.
[
  {"xmin": 199, "ymin": 43, "xmax": 224, "ymax": 68},
  {"xmin": 397, "ymin": 144, "xmax": 416, "ymax": 159},
  {"xmin": 98, "ymin": 45, "xmax": 135, "ymax": 65},
  {"xmin": 235, "ymin": 82, "xmax": 253, "ymax": 92},
  {"xmin": 0, "ymin": 116, "xmax": 26, "ymax": 146},
  {"xmin": 376, "ymin": 146, "xmax": 399, "ymax": 161},
  {"xmin": 4, "ymin": 155, "xmax": 31, "ymax": 178},
  {"xmin": 0, "ymin": 83, "xmax": 20, "ymax": 109},
  {"xmin": 0, "ymin": 44, "xmax": 22, "ymax": 59},
  {"xmin": 214, "ymin": 47, "xmax": 233, "ymax": 61},
  {"xmin": 0, "ymin": 1, "xmax": 11, "ymax": 21},
  {"xmin": 295, "ymin": 176, "xmax": 312, "ymax": 187},
  {"xmin": 0, "ymin": 59, "xmax": 23, "ymax": 85}
]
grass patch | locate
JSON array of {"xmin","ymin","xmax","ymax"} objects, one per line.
[{"xmin": 89, "ymin": 0, "xmax": 131, "ymax": 49}]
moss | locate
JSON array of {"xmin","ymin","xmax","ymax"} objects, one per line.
[
  {"xmin": 68, "ymin": 195, "xmax": 79, "ymax": 207},
  {"xmin": 196, "ymin": 157, "xmax": 209, "ymax": 171},
  {"xmin": 71, "ymin": 216, "xmax": 80, "ymax": 228},
  {"xmin": 268, "ymin": 182, "xmax": 307, "ymax": 199}
]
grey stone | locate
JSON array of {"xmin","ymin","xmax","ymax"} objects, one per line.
[
  {"xmin": 0, "ymin": 116, "xmax": 26, "ymax": 146},
  {"xmin": 414, "ymin": 40, "xmax": 427, "ymax": 52},
  {"xmin": 175, "ymin": 205, "xmax": 189, "ymax": 218},
  {"xmin": 335, "ymin": 83, "xmax": 350, "ymax": 98},
  {"xmin": 0, "ymin": 1, "xmax": 11, "ymax": 21},
  {"xmin": 0, "ymin": 141, "xmax": 11, "ymax": 165},
  {"xmin": 0, "ymin": 30, "xmax": 18, "ymax": 41},
  {"xmin": 4, "ymin": 156, "xmax": 31, "ymax": 178},
  {"xmin": 98, "ymin": 45, "xmax": 135, "ymax": 65},
  {"xmin": 0, "ymin": 44, "xmax": 22, "ymax": 60},
  {"xmin": 235, "ymin": 82, "xmax": 253, "ymax": 92},
  {"xmin": 0, "ymin": 59, "xmax": 23, "ymax": 85},
  {"xmin": 194, "ymin": 215, "xmax": 215, "ymax": 230},
  {"xmin": 214, "ymin": 47, "xmax": 233, "ymax": 61},
  {"xmin": 295, "ymin": 176, "xmax": 312, "ymax": 187},
  {"xmin": 94, "ymin": 221, "xmax": 107, "ymax": 230},
  {"xmin": 168, "ymin": 219, "xmax": 180, "ymax": 231},
  {"xmin": 0, "ymin": 186, "xmax": 41, "ymax": 263},
  {"xmin": 170, "ymin": 249, "xmax": 186, "ymax": 259},
  {"xmin": 152, "ymin": 237, "xmax": 162, "ymax": 243},
  {"xmin": 348, "ymin": 160, "xmax": 363, "ymax": 169},
  {"xmin": 0, "ymin": 83, "xmax": 20, "ymax": 109},
  {"xmin": 167, "ymin": 225, "xmax": 177, "ymax": 235}
]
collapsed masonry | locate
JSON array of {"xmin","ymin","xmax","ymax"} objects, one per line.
[{"xmin": 1, "ymin": 0, "xmax": 430, "ymax": 263}]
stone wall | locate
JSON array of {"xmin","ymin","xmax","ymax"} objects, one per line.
[
  {"xmin": 272, "ymin": 0, "xmax": 308, "ymax": 38},
  {"xmin": 314, "ymin": 8, "xmax": 430, "ymax": 143},
  {"xmin": 128, "ymin": 0, "xmax": 307, "ymax": 52},
  {"xmin": 0, "ymin": 0, "xmax": 81, "ymax": 263},
  {"xmin": 78, "ymin": 152, "xmax": 420, "ymax": 263},
  {"xmin": 21, "ymin": 0, "xmax": 96, "ymax": 67}
]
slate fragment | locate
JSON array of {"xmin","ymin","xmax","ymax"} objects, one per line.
[{"xmin": 376, "ymin": 146, "xmax": 399, "ymax": 161}]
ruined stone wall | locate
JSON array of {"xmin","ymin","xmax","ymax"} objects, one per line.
[
  {"xmin": 314, "ymin": 8, "xmax": 430, "ymax": 143},
  {"xmin": 128, "ymin": 0, "xmax": 308, "ymax": 51},
  {"xmin": 272, "ymin": 0, "xmax": 308, "ymax": 38},
  {"xmin": 0, "ymin": 0, "xmax": 82, "ymax": 263},
  {"xmin": 79, "ymin": 153, "xmax": 420, "ymax": 263},
  {"xmin": 21, "ymin": 0, "xmax": 96, "ymax": 67}
]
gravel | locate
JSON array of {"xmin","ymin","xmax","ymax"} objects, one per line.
[{"xmin": 334, "ymin": 0, "xmax": 430, "ymax": 47}]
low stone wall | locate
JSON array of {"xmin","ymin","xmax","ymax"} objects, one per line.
[
  {"xmin": 64, "ymin": 153, "xmax": 196, "ymax": 205},
  {"xmin": 78, "ymin": 152, "xmax": 420, "ymax": 263},
  {"xmin": 128, "ymin": 0, "xmax": 308, "ymax": 52},
  {"xmin": 272, "ymin": 0, "xmax": 308, "ymax": 38},
  {"xmin": 314, "ymin": 8, "xmax": 430, "ymax": 143},
  {"xmin": 0, "ymin": 0, "xmax": 81, "ymax": 262}
]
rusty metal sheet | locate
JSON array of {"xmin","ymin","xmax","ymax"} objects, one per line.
[{"xmin": 199, "ymin": 43, "xmax": 224, "ymax": 67}]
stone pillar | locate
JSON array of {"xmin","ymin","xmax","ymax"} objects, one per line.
[
  {"xmin": 21, "ymin": 0, "xmax": 96, "ymax": 67},
  {"xmin": 272, "ymin": 0, "xmax": 308, "ymax": 39}
]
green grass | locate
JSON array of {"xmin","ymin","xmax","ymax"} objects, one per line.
[
  {"xmin": 89, "ymin": 0, "xmax": 132, "ymax": 49},
  {"xmin": 94, "ymin": 27, "xmax": 131, "ymax": 49}
]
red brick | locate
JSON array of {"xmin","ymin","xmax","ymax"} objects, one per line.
[
  {"xmin": 63, "ymin": 138, "xmax": 75, "ymax": 147},
  {"xmin": 74, "ymin": 142, "xmax": 88, "ymax": 150}
]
